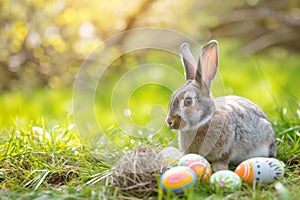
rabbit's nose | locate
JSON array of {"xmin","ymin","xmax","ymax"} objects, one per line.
[
  {"xmin": 166, "ymin": 116, "xmax": 173, "ymax": 128},
  {"xmin": 166, "ymin": 115, "xmax": 181, "ymax": 129}
]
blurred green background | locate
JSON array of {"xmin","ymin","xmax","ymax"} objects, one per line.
[{"xmin": 1, "ymin": 0, "xmax": 299, "ymax": 130}]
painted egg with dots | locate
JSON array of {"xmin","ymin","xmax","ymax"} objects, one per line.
[
  {"xmin": 160, "ymin": 166, "xmax": 197, "ymax": 195},
  {"xmin": 210, "ymin": 170, "xmax": 242, "ymax": 193},
  {"xmin": 178, "ymin": 154, "xmax": 212, "ymax": 181},
  {"xmin": 234, "ymin": 157, "xmax": 285, "ymax": 185}
]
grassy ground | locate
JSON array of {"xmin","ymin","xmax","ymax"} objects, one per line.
[{"xmin": 0, "ymin": 89, "xmax": 299, "ymax": 200}]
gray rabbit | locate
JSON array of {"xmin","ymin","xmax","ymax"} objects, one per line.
[{"xmin": 166, "ymin": 40, "xmax": 277, "ymax": 171}]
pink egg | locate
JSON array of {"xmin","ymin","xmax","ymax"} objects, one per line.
[
  {"xmin": 178, "ymin": 154, "xmax": 208, "ymax": 166},
  {"xmin": 160, "ymin": 166, "xmax": 197, "ymax": 195},
  {"xmin": 178, "ymin": 154, "xmax": 212, "ymax": 181}
]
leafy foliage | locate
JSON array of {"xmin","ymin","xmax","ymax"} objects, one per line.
[
  {"xmin": 1, "ymin": 0, "xmax": 299, "ymax": 91},
  {"xmin": 210, "ymin": 0, "xmax": 300, "ymax": 55}
]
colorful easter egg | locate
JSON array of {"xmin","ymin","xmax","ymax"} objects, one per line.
[
  {"xmin": 235, "ymin": 157, "xmax": 285, "ymax": 185},
  {"xmin": 178, "ymin": 154, "xmax": 212, "ymax": 181},
  {"xmin": 164, "ymin": 159, "xmax": 178, "ymax": 170},
  {"xmin": 159, "ymin": 147, "xmax": 182, "ymax": 170},
  {"xmin": 210, "ymin": 170, "xmax": 242, "ymax": 193},
  {"xmin": 160, "ymin": 166, "xmax": 197, "ymax": 195},
  {"xmin": 178, "ymin": 154, "xmax": 208, "ymax": 166},
  {"xmin": 188, "ymin": 161, "xmax": 212, "ymax": 182}
]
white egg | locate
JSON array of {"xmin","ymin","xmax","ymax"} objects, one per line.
[{"xmin": 235, "ymin": 157, "xmax": 285, "ymax": 185}]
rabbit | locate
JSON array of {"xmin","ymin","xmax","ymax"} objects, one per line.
[{"xmin": 166, "ymin": 40, "xmax": 277, "ymax": 171}]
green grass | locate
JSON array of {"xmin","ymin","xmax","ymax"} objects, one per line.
[
  {"xmin": 0, "ymin": 119, "xmax": 115, "ymax": 199},
  {"xmin": 0, "ymin": 89, "xmax": 299, "ymax": 200}
]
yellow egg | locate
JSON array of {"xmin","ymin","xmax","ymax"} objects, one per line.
[{"xmin": 160, "ymin": 166, "xmax": 197, "ymax": 195}]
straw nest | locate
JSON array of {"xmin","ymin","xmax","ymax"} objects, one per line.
[{"xmin": 111, "ymin": 146, "xmax": 165, "ymax": 198}]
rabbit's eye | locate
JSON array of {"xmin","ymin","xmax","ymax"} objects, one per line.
[{"xmin": 184, "ymin": 97, "xmax": 192, "ymax": 106}]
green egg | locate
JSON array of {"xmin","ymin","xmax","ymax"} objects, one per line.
[{"xmin": 210, "ymin": 170, "xmax": 242, "ymax": 193}]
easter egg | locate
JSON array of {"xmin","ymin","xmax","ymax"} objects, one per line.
[
  {"xmin": 235, "ymin": 157, "xmax": 285, "ymax": 185},
  {"xmin": 160, "ymin": 166, "xmax": 197, "ymax": 195},
  {"xmin": 210, "ymin": 170, "xmax": 242, "ymax": 193},
  {"xmin": 178, "ymin": 154, "xmax": 207, "ymax": 166},
  {"xmin": 159, "ymin": 147, "xmax": 182, "ymax": 170},
  {"xmin": 188, "ymin": 161, "xmax": 212, "ymax": 182},
  {"xmin": 164, "ymin": 159, "xmax": 178, "ymax": 170},
  {"xmin": 178, "ymin": 154, "xmax": 212, "ymax": 181}
]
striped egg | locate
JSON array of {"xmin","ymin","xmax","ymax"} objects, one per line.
[
  {"xmin": 178, "ymin": 154, "xmax": 212, "ymax": 181},
  {"xmin": 160, "ymin": 166, "xmax": 197, "ymax": 195},
  {"xmin": 235, "ymin": 157, "xmax": 285, "ymax": 185}
]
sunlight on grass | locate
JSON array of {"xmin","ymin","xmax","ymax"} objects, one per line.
[
  {"xmin": 0, "ymin": 119, "xmax": 114, "ymax": 199},
  {"xmin": 0, "ymin": 88, "xmax": 73, "ymax": 127},
  {"xmin": 0, "ymin": 39, "xmax": 299, "ymax": 199},
  {"xmin": 0, "ymin": 95, "xmax": 299, "ymax": 199}
]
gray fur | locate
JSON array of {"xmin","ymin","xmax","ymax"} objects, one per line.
[{"xmin": 166, "ymin": 40, "xmax": 277, "ymax": 171}]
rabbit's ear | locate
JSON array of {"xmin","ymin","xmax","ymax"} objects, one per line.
[
  {"xmin": 180, "ymin": 43, "xmax": 197, "ymax": 80},
  {"xmin": 197, "ymin": 40, "xmax": 218, "ymax": 90}
]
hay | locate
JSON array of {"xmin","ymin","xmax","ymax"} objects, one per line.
[{"xmin": 111, "ymin": 146, "xmax": 164, "ymax": 198}]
